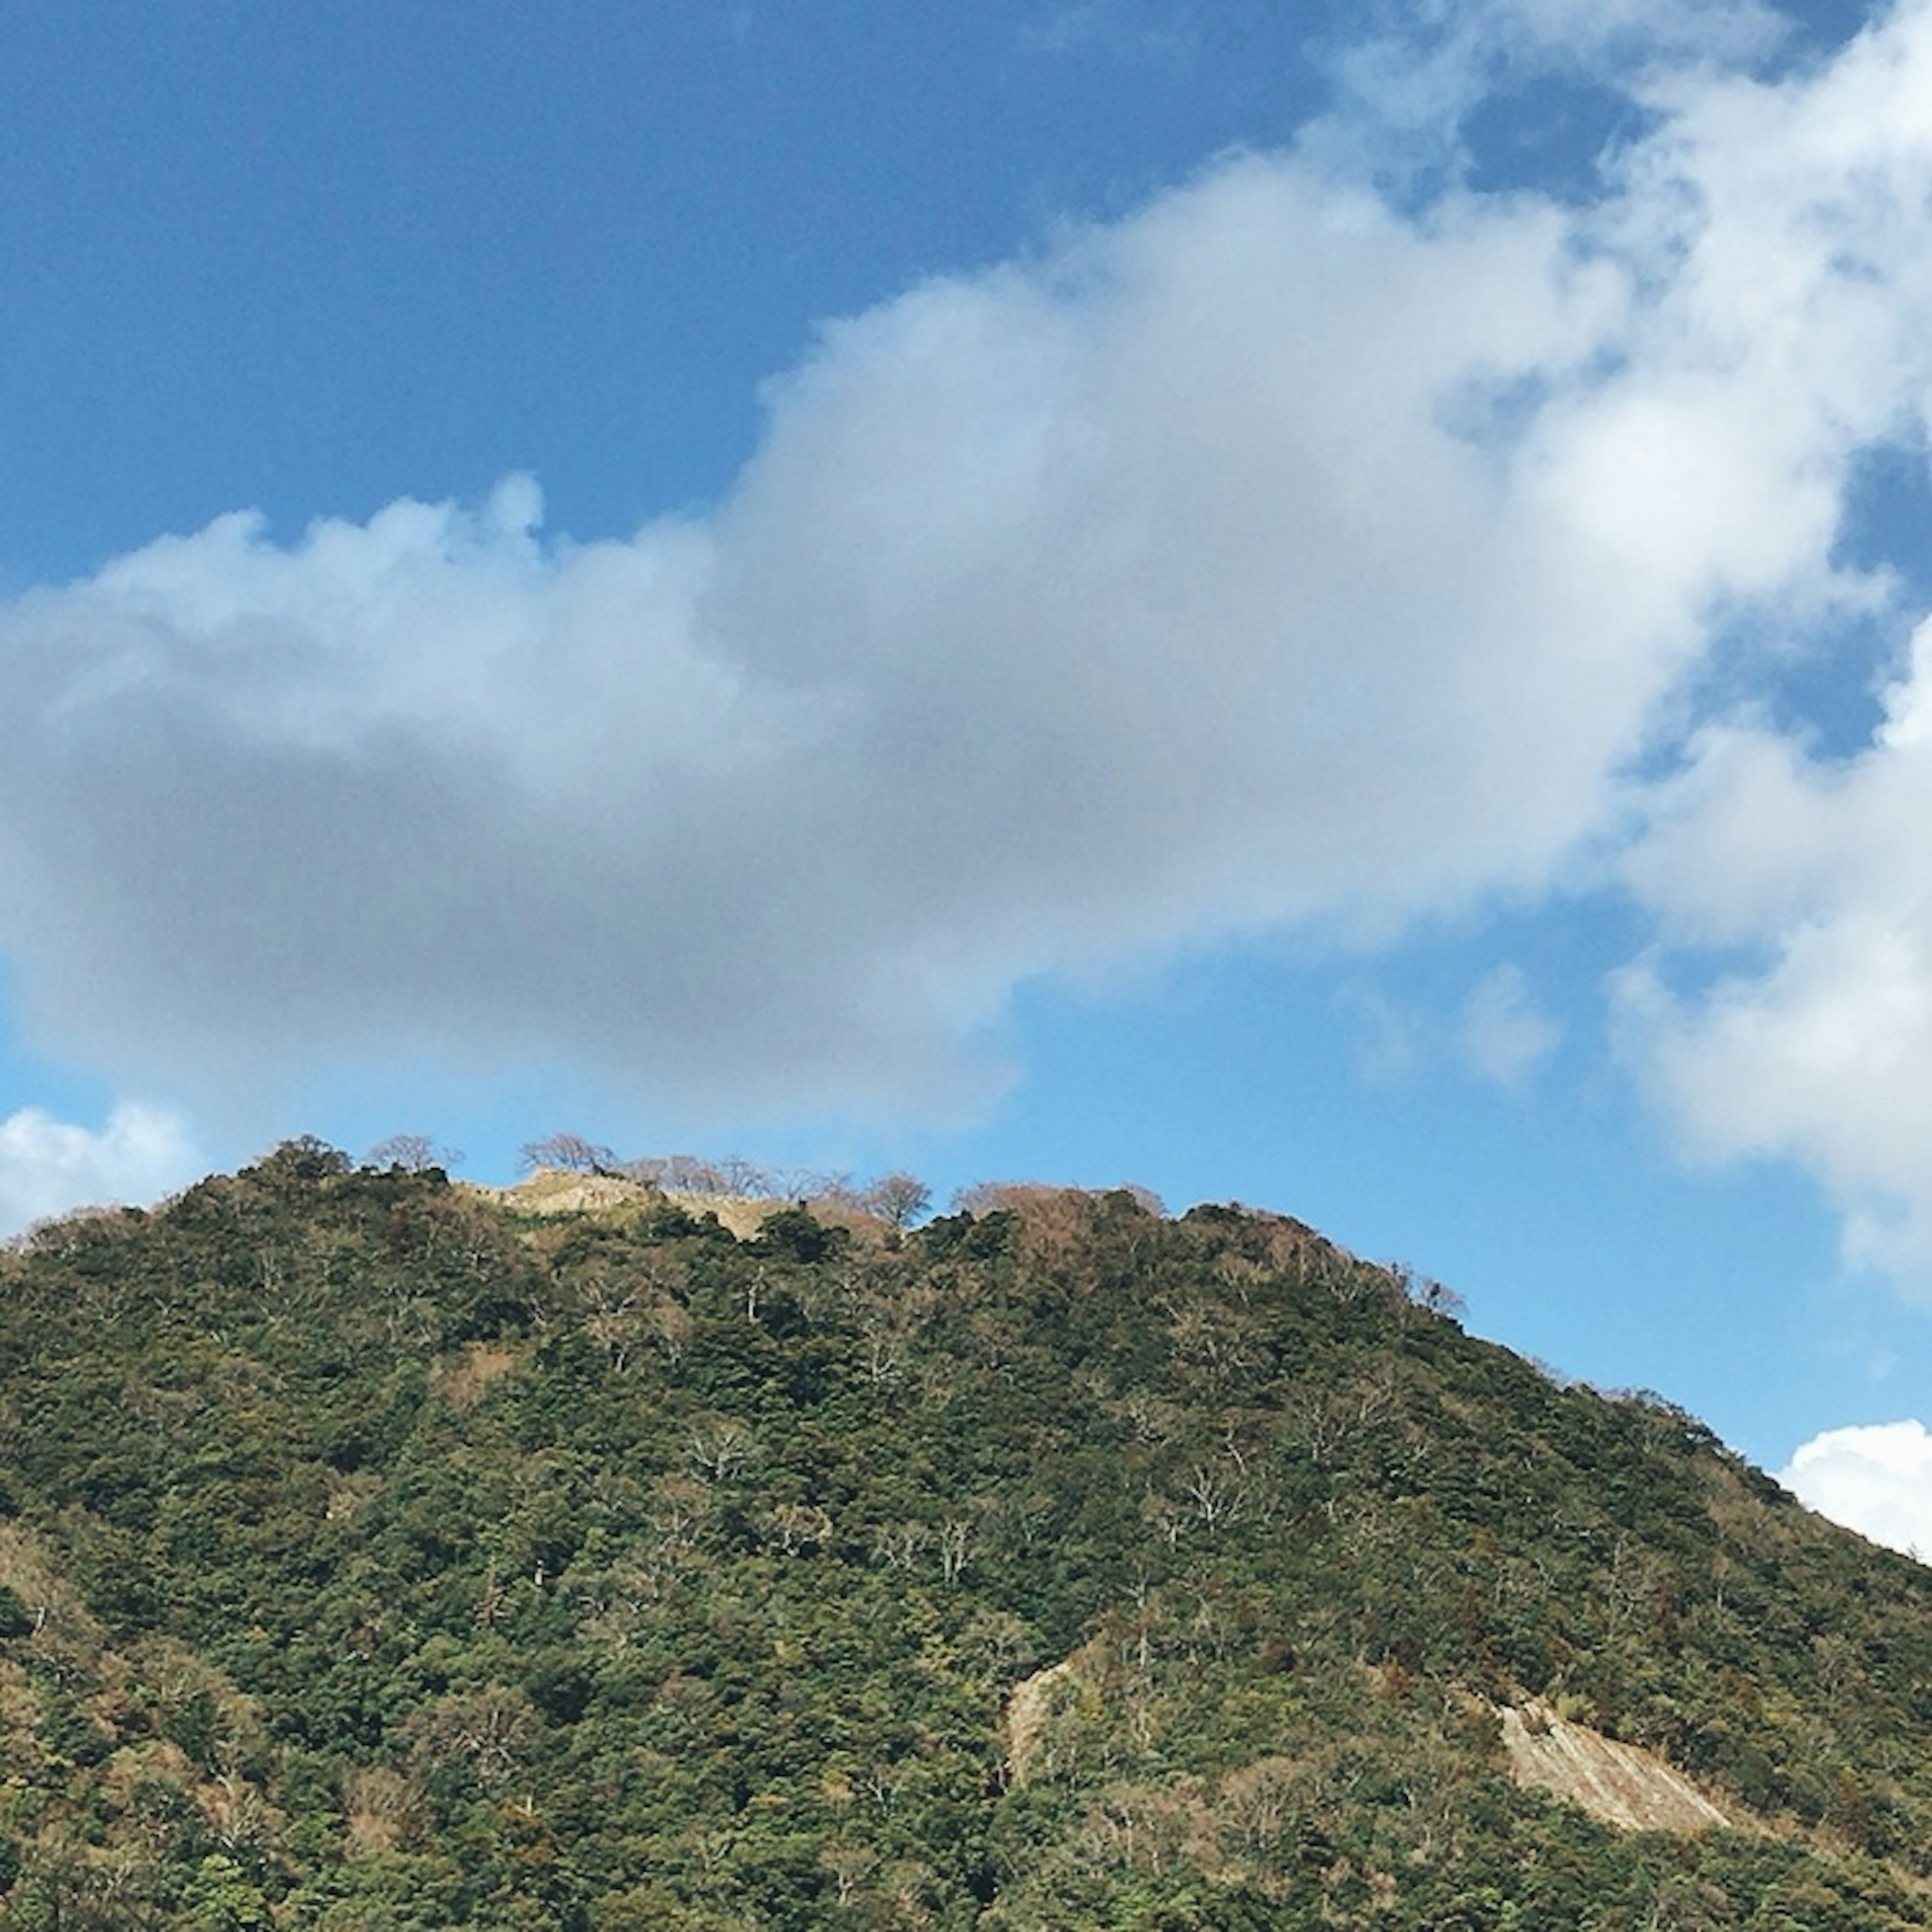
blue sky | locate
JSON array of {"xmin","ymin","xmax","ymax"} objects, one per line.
[{"xmin": 9, "ymin": 0, "xmax": 1932, "ymax": 1546}]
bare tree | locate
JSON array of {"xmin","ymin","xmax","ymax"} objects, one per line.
[
  {"xmin": 518, "ymin": 1133, "xmax": 618, "ymax": 1176},
  {"xmin": 765, "ymin": 1502, "xmax": 834, "ymax": 1556},
  {"xmin": 368, "ymin": 1133, "xmax": 462, "ymax": 1173},
  {"xmin": 575, "ymin": 1270, "xmax": 644, "ymax": 1372},
  {"xmin": 405, "ymin": 1687, "xmax": 538, "ymax": 1786},
  {"xmin": 1183, "ymin": 1461, "xmax": 1241, "ymax": 1530},
  {"xmin": 820, "ymin": 1839, "xmax": 878, "ymax": 1906},
  {"xmin": 863, "ymin": 1172, "xmax": 932, "ymax": 1229},
  {"xmin": 936, "ymin": 1517, "xmax": 973, "ymax": 1586},
  {"xmin": 624, "ymin": 1152, "xmax": 744, "ymax": 1193},
  {"xmin": 687, "ymin": 1420, "xmax": 755, "ymax": 1483},
  {"xmin": 1410, "ymin": 1273, "xmax": 1467, "ymax": 1322},
  {"xmin": 720, "ymin": 1156, "xmax": 780, "ymax": 1197},
  {"xmin": 871, "ymin": 1522, "xmax": 927, "ymax": 1572},
  {"xmin": 664, "ymin": 1154, "xmax": 728, "ymax": 1191}
]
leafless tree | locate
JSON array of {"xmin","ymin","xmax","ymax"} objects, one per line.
[
  {"xmin": 1183, "ymin": 1461, "xmax": 1241, "ymax": 1530},
  {"xmin": 820, "ymin": 1839, "xmax": 878, "ymax": 1906},
  {"xmin": 687, "ymin": 1420, "xmax": 755, "ymax": 1482},
  {"xmin": 575, "ymin": 1270, "xmax": 643, "ymax": 1372},
  {"xmin": 405, "ymin": 1687, "xmax": 538, "ymax": 1786},
  {"xmin": 650, "ymin": 1298, "xmax": 693, "ymax": 1372},
  {"xmin": 765, "ymin": 1502, "xmax": 834, "ymax": 1556},
  {"xmin": 621, "ymin": 1152, "xmax": 767, "ymax": 1193},
  {"xmin": 518, "ymin": 1133, "xmax": 618, "ymax": 1176},
  {"xmin": 368, "ymin": 1133, "xmax": 462, "ymax": 1173},
  {"xmin": 936, "ymin": 1517, "xmax": 973, "ymax": 1585},
  {"xmin": 720, "ymin": 1156, "xmax": 780, "ymax": 1197},
  {"xmin": 863, "ymin": 1172, "xmax": 932, "ymax": 1229},
  {"xmin": 871, "ymin": 1521, "xmax": 927, "ymax": 1572},
  {"xmin": 663, "ymin": 1153, "xmax": 728, "ymax": 1191}
]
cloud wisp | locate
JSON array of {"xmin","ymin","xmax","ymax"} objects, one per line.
[
  {"xmin": 7, "ymin": 2, "xmax": 1932, "ymax": 1281},
  {"xmin": 1461, "ymin": 965, "xmax": 1563, "ymax": 1088}
]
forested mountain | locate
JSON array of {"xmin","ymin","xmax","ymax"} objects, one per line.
[{"xmin": 0, "ymin": 1142, "xmax": 1929, "ymax": 1928}]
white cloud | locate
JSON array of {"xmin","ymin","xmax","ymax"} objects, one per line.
[
  {"xmin": 1780, "ymin": 1419, "xmax": 1932, "ymax": 1561},
  {"xmin": 5, "ymin": 0, "xmax": 1932, "ymax": 1215},
  {"xmin": 1492, "ymin": 0, "xmax": 1785, "ymax": 60},
  {"xmin": 1616, "ymin": 606, "xmax": 1932, "ymax": 1289},
  {"xmin": 1312, "ymin": 0, "xmax": 1789, "ymax": 187},
  {"xmin": 1584, "ymin": 0, "xmax": 1932, "ymax": 1297},
  {"xmin": 0, "ymin": 1103, "xmax": 201, "ymax": 1239},
  {"xmin": 1018, "ymin": 1, "xmax": 1196, "ymax": 66},
  {"xmin": 0, "ymin": 154, "xmax": 1659, "ymax": 1126},
  {"xmin": 1461, "ymin": 965, "xmax": 1562, "ymax": 1086},
  {"xmin": 1335, "ymin": 983, "xmax": 1422, "ymax": 1086}
]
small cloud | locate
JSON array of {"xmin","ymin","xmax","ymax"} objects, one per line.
[
  {"xmin": 1334, "ymin": 982, "xmax": 1420, "ymax": 1085},
  {"xmin": 1779, "ymin": 1420, "xmax": 1932, "ymax": 1562},
  {"xmin": 1019, "ymin": 1, "xmax": 1195, "ymax": 66},
  {"xmin": 0, "ymin": 1102, "xmax": 202, "ymax": 1240},
  {"xmin": 1459, "ymin": 964, "xmax": 1561, "ymax": 1088},
  {"xmin": 1020, "ymin": 3, "xmax": 1105, "ymax": 54}
]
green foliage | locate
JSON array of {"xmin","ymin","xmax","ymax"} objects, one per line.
[
  {"xmin": 752, "ymin": 1202, "xmax": 849, "ymax": 1265},
  {"xmin": 0, "ymin": 1156, "xmax": 1928, "ymax": 1924}
]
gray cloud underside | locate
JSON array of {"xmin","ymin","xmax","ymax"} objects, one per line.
[{"xmin": 0, "ymin": 165, "xmax": 1647, "ymax": 1114}]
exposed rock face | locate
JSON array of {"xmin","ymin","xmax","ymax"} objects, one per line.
[
  {"xmin": 465, "ymin": 1168, "xmax": 776, "ymax": 1234},
  {"xmin": 1010, "ymin": 1662, "xmax": 1749, "ymax": 1840},
  {"xmin": 1500, "ymin": 1700, "xmax": 1740, "ymax": 1834},
  {"xmin": 1004, "ymin": 1653, "xmax": 1086, "ymax": 1788},
  {"xmin": 462, "ymin": 1169, "xmax": 656, "ymax": 1215}
]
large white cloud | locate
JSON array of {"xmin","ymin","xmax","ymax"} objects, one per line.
[
  {"xmin": 6, "ymin": 0, "xmax": 1932, "ymax": 1215},
  {"xmin": 0, "ymin": 1103, "xmax": 201, "ymax": 1240},
  {"xmin": 1781, "ymin": 1420, "xmax": 1932, "ymax": 1560},
  {"xmin": 0, "ymin": 157, "xmax": 1645, "ymax": 1124}
]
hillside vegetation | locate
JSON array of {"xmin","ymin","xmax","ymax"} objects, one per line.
[{"xmin": 0, "ymin": 1142, "xmax": 1928, "ymax": 1928}]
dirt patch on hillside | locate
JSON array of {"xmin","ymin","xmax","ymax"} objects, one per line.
[
  {"xmin": 1005, "ymin": 1650, "xmax": 1092, "ymax": 1787},
  {"xmin": 430, "ymin": 1341, "xmax": 523, "ymax": 1410},
  {"xmin": 1499, "ymin": 1700, "xmax": 1742, "ymax": 1834},
  {"xmin": 325, "ymin": 1472, "xmax": 382, "ymax": 1523}
]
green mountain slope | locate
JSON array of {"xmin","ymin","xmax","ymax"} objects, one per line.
[{"xmin": 0, "ymin": 1142, "xmax": 1928, "ymax": 1928}]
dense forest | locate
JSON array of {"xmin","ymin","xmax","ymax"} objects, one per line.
[{"xmin": 0, "ymin": 1141, "xmax": 1929, "ymax": 1928}]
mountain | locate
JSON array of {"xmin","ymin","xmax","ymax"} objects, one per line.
[{"xmin": 0, "ymin": 1141, "xmax": 1928, "ymax": 1929}]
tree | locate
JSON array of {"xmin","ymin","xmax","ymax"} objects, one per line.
[
  {"xmin": 252, "ymin": 1136, "xmax": 352, "ymax": 1184},
  {"xmin": 863, "ymin": 1172, "xmax": 932, "ymax": 1229},
  {"xmin": 367, "ymin": 1133, "xmax": 462, "ymax": 1173},
  {"xmin": 518, "ymin": 1132, "xmax": 618, "ymax": 1175}
]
